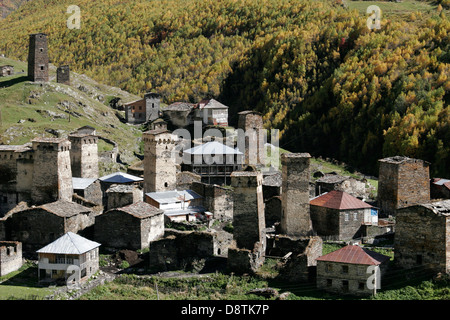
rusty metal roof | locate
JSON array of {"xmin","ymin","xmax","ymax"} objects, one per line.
[
  {"xmin": 316, "ymin": 245, "xmax": 390, "ymax": 265},
  {"xmin": 310, "ymin": 190, "xmax": 372, "ymax": 210}
]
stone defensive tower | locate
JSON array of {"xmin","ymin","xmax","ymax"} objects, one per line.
[
  {"xmin": 56, "ymin": 65, "xmax": 70, "ymax": 85},
  {"xmin": 68, "ymin": 130, "xmax": 99, "ymax": 179},
  {"xmin": 143, "ymin": 129, "xmax": 178, "ymax": 193},
  {"xmin": 237, "ymin": 111, "xmax": 265, "ymax": 167},
  {"xmin": 31, "ymin": 138, "xmax": 73, "ymax": 204},
  {"xmin": 27, "ymin": 33, "xmax": 49, "ymax": 82},
  {"xmin": 377, "ymin": 156, "xmax": 430, "ymax": 216},
  {"xmin": 280, "ymin": 153, "xmax": 312, "ymax": 237},
  {"xmin": 230, "ymin": 170, "xmax": 266, "ymax": 250},
  {"xmin": 144, "ymin": 92, "xmax": 161, "ymax": 123}
]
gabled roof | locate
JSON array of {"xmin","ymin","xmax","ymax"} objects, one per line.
[
  {"xmin": 40, "ymin": 200, "xmax": 92, "ymax": 218},
  {"xmin": 184, "ymin": 141, "xmax": 242, "ymax": 155},
  {"xmin": 99, "ymin": 171, "xmax": 143, "ymax": 183},
  {"xmin": 36, "ymin": 232, "xmax": 100, "ymax": 255},
  {"xmin": 316, "ymin": 245, "xmax": 390, "ymax": 266},
  {"xmin": 197, "ymin": 99, "xmax": 228, "ymax": 109},
  {"xmin": 310, "ymin": 190, "xmax": 372, "ymax": 210},
  {"xmin": 106, "ymin": 201, "xmax": 163, "ymax": 218}
]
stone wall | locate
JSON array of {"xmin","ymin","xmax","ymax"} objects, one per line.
[
  {"xmin": 56, "ymin": 65, "xmax": 70, "ymax": 85},
  {"xmin": 191, "ymin": 181, "xmax": 233, "ymax": 220},
  {"xmin": 394, "ymin": 204, "xmax": 449, "ymax": 274},
  {"xmin": 0, "ymin": 241, "xmax": 23, "ymax": 276},
  {"xmin": 106, "ymin": 184, "xmax": 143, "ymax": 211},
  {"xmin": 69, "ymin": 134, "xmax": 99, "ymax": 179}
]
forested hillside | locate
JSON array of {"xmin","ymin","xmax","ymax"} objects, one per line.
[{"xmin": 0, "ymin": 0, "xmax": 448, "ymax": 177}]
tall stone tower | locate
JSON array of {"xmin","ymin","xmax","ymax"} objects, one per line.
[
  {"xmin": 143, "ymin": 129, "xmax": 178, "ymax": 193},
  {"xmin": 144, "ymin": 92, "xmax": 161, "ymax": 123},
  {"xmin": 230, "ymin": 170, "xmax": 265, "ymax": 250},
  {"xmin": 27, "ymin": 33, "xmax": 49, "ymax": 82},
  {"xmin": 31, "ymin": 138, "xmax": 73, "ymax": 204},
  {"xmin": 68, "ymin": 130, "xmax": 99, "ymax": 179},
  {"xmin": 377, "ymin": 156, "xmax": 430, "ymax": 216},
  {"xmin": 280, "ymin": 153, "xmax": 312, "ymax": 237},
  {"xmin": 237, "ymin": 111, "xmax": 265, "ymax": 167},
  {"xmin": 56, "ymin": 65, "xmax": 70, "ymax": 85}
]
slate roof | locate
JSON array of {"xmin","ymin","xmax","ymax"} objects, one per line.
[
  {"xmin": 197, "ymin": 99, "xmax": 228, "ymax": 109},
  {"xmin": 39, "ymin": 200, "xmax": 93, "ymax": 217},
  {"xmin": 316, "ymin": 245, "xmax": 390, "ymax": 266},
  {"xmin": 99, "ymin": 171, "xmax": 143, "ymax": 183},
  {"xmin": 418, "ymin": 200, "xmax": 450, "ymax": 216},
  {"xmin": 36, "ymin": 232, "xmax": 100, "ymax": 255},
  {"xmin": 184, "ymin": 141, "xmax": 242, "ymax": 155},
  {"xmin": 310, "ymin": 190, "xmax": 372, "ymax": 210},
  {"xmin": 109, "ymin": 201, "xmax": 163, "ymax": 218}
]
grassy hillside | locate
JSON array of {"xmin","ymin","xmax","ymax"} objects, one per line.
[
  {"xmin": 0, "ymin": 56, "xmax": 143, "ymax": 174},
  {"xmin": 0, "ymin": 0, "xmax": 448, "ymax": 177}
]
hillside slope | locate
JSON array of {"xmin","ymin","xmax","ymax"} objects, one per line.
[
  {"xmin": 0, "ymin": 0, "xmax": 448, "ymax": 177},
  {"xmin": 0, "ymin": 56, "xmax": 143, "ymax": 175}
]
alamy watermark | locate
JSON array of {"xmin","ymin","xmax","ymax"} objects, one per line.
[
  {"xmin": 67, "ymin": 5, "xmax": 81, "ymax": 30},
  {"xmin": 367, "ymin": 5, "xmax": 382, "ymax": 30}
]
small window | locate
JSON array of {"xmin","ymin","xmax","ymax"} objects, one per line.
[
  {"xmin": 342, "ymin": 280, "xmax": 349, "ymax": 292},
  {"xmin": 353, "ymin": 212, "xmax": 358, "ymax": 221},
  {"xmin": 164, "ymin": 182, "xmax": 168, "ymax": 188},
  {"xmin": 345, "ymin": 213, "xmax": 349, "ymax": 221},
  {"xmin": 416, "ymin": 255, "xmax": 423, "ymax": 265},
  {"xmin": 325, "ymin": 264, "xmax": 333, "ymax": 273},
  {"xmin": 342, "ymin": 265, "xmax": 349, "ymax": 274},
  {"xmin": 326, "ymin": 279, "xmax": 332, "ymax": 287},
  {"xmin": 40, "ymin": 48, "xmax": 43, "ymax": 52},
  {"xmin": 358, "ymin": 282, "xmax": 365, "ymax": 290}
]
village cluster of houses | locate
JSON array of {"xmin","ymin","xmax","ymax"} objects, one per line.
[{"xmin": 0, "ymin": 33, "xmax": 449, "ymax": 298}]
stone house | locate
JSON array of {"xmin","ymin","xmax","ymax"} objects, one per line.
[
  {"xmin": 377, "ymin": 156, "xmax": 430, "ymax": 216},
  {"xmin": 0, "ymin": 65, "xmax": 14, "ymax": 77},
  {"xmin": 37, "ymin": 232, "xmax": 100, "ymax": 283},
  {"xmin": 310, "ymin": 190, "xmax": 378, "ymax": 241},
  {"xmin": 193, "ymin": 98, "xmax": 229, "ymax": 127},
  {"xmin": 124, "ymin": 92, "xmax": 160, "ymax": 124},
  {"xmin": 98, "ymin": 171, "xmax": 143, "ymax": 206},
  {"xmin": 191, "ymin": 181, "xmax": 234, "ymax": 220},
  {"xmin": 316, "ymin": 244, "xmax": 390, "ymax": 296},
  {"xmin": 0, "ymin": 241, "xmax": 23, "ymax": 276},
  {"xmin": 314, "ymin": 174, "xmax": 375, "ymax": 200},
  {"xmin": 95, "ymin": 201, "xmax": 164, "ymax": 250},
  {"xmin": 161, "ymin": 102, "xmax": 195, "ymax": 129},
  {"xmin": 394, "ymin": 200, "xmax": 450, "ymax": 274},
  {"xmin": 72, "ymin": 177, "xmax": 102, "ymax": 206},
  {"xmin": 2, "ymin": 200, "xmax": 95, "ymax": 252},
  {"xmin": 105, "ymin": 184, "xmax": 143, "ymax": 211}
]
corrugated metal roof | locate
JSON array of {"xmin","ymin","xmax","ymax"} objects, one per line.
[
  {"xmin": 99, "ymin": 171, "xmax": 143, "ymax": 183},
  {"xmin": 36, "ymin": 232, "xmax": 101, "ymax": 255},
  {"xmin": 310, "ymin": 190, "xmax": 372, "ymax": 210},
  {"xmin": 72, "ymin": 177, "xmax": 97, "ymax": 190},
  {"xmin": 316, "ymin": 245, "xmax": 390, "ymax": 265},
  {"xmin": 146, "ymin": 190, "xmax": 202, "ymax": 204},
  {"xmin": 198, "ymin": 98, "xmax": 228, "ymax": 109},
  {"xmin": 184, "ymin": 141, "xmax": 242, "ymax": 155}
]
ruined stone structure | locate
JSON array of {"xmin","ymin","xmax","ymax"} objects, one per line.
[
  {"xmin": 268, "ymin": 235, "xmax": 323, "ymax": 283},
  {"xmin": 68, "ymin": 129, "xmax": 99, "ymax": 179},
  {"xmin": 315, "ymin": 174, "xmax": 375, "ymax": 200},
  {"xmin": 30, "ymin": 138, "xmax": 73, "ymax": 204},
  {"xmin": 143, "ymin": 129, "xmax": 178, "ymax": 193},
  {"xmin": 95, "ymin": 201, "xmax": 164, "ymax": 250},
  {"xmin": 176, "ymin": 171, "xmax": 201, "ymax": 191},
  {"xmin": 191, "ymin": 181, "xmax": 234, "ymax": 220},
  {"xmin": 0, "ymin": 65, "xmax": 14, "ymax": 77},
  {"xmin": 237, "ymin": 111, "xmax": 265, "ymax": 167},
  {"xmin": 1, "ymin": 200, "xmax": 95, "ymax": 252},
  {"xmin": 394, "ymin": 200, "xmax": 450, "ymax": 274},
  {"xmin": 72, "ymin": 178, "xmax": 102, "ymax": 206},
  {"xmin": 162, "ymin": 102, "xmax": 195, "ymax": 129},
  {"xmin": 125, "ymin": 92, "xmax": 160, "ymax": 124},
  {"xmin": 280, "ymin": 153, "xmax": 313, "ymax": 237},
  {"xmin": 56, "ymin": 65, "xmax": 70, "ymax": 85},
  {"xmin": 27, "ymin": 33, "xmax": 49, "ymax": 82},
  {"xmin": 148, "ymin": 228, "xmax": 232, "ymax": 272},
  {"xmin": 0, "ymin": 241, "xmax": 23, "ymax": 276},
  {"xmin": 265, "ymin": 196, "xmax": 282, "ymax": 227},
  {"xmin": 377, "ymin": 156, "xmax": 430, "ymax": 216}
]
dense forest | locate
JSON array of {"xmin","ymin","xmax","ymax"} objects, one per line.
[{"xmin": 0, "ymin": 0, "xmax": 448, "ymax": 177}]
